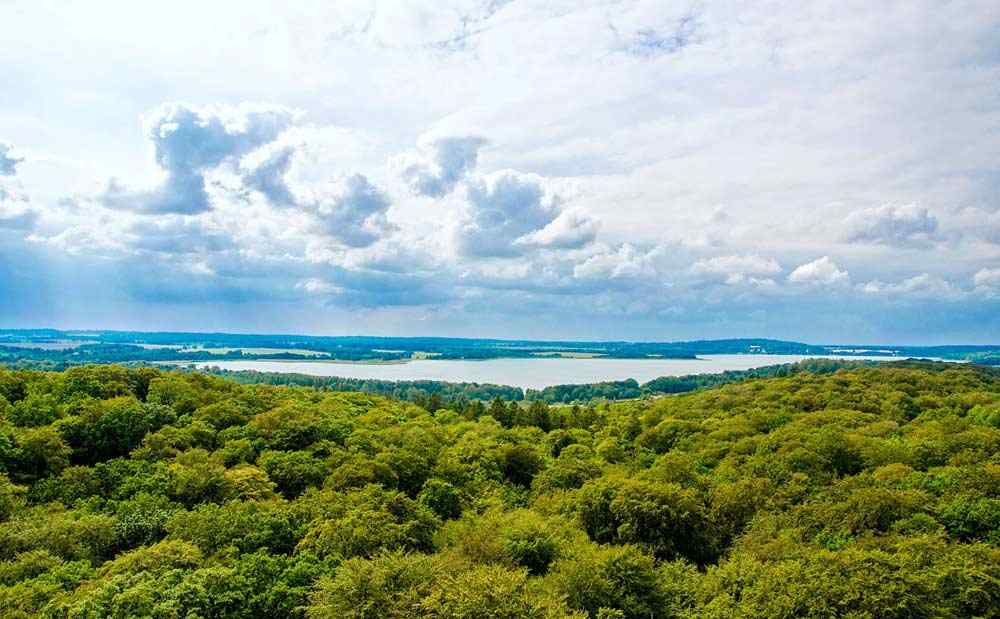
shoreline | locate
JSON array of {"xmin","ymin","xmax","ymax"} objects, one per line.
[
  {"xmin": 164, "ymin": 355, "xmax": 712, "ymax": 366},
  {"xmin": 163, "ymin": 354, "xmax": 914, "ymax": 392}
]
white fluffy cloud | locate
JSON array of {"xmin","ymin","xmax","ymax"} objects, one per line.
[
  {"xmin": 1, "ymin": 1, "xmax": 998, "ymax": 340},
  {"xmin": 973, "ymin": 268, "xmax": 1000, "ymax": 295},
  {"xmin": 860, "ymin": 273, "xmax": 957, "ymax": 299},
  {"xmin": 691, "ymin": 254, "xmax": 781, "ymax": 288},
  {"xmin": 296, "ymin": 277, "xmax": 342, "ymax": 296},
  {"xmin": 515, "ymin": 209, "xmax": 599, "ymax": 250},
  {"xmin": 100, "ymin": 103, "xmax": 298, "ymax": 214},
  {"xmin": 974, "ymin": 268, "xmax": 1000, "ymax": 287},
  {"xmin": 453, "ymin": 170, "xmax": 592, "ymax": 257},
  {"xmin": 788, "ymin": 257, "xmax": 849, "ymax": 286},
  {"xmin": 573, "ymin": 243, "xmax": 656, "ymax": 280}
]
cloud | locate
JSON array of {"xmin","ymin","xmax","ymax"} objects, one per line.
[
  {"xmin": 515, "ymin": 209, "xmax": 598, "ymax": 250},
  {"xmin": 397, "ymin": 136, "xmax": 486, "ymax": 197},
  {"xmin": 310, "ymin": 174, "xmax": 395, "ymax": 247},
  {"xmin": 615, "ymin": 14, "xmax": 701, "ymax": 57},
  {"xmin": 0, "ymin": 212, "xmax": 36, "ymax": 230},
  {"xmin": 692, "ymin": 254, "xmax": 781, "ymax": 277},
  {"xmin": 788, "ymin": 256, "xmax": 849, "ymax": 286},
  {"xmin": 573, "ymin": 243, "xmax": 655, "ymax": 280},
  {"xmin": 241, "ymin": 144, "xmax": 297, "ymax": 207},
  {"xmin": 296, "ymin": 277, "xmax": 342, "ymax": 296},
  {"xmin": 100, "ymin": 103, "xmax": 298, "ymax": 214},
  {"xmin": 0, "ymin": 143, "xmax": 23, "ymax": 176},
  {"xmin": 453, "ymin": 170, "xmax": 594, "ymax": 257},
  {"xmin": 951, "ymin": 208, "xmax": 1000, "ymax": 245},
  {"xmin": 125, "ymin": 217, "xmax": 234, "ymax": 256},
  {"xmin": 0, "ymin": 151, "xmax": 36, "ymax": 229},
  {"xmin": 295, "ymin": 265, "xmax": 452, "ymax": 308},
  {"xmin": 3, "ymin": 0, "xmax": 1000, "ymax": 341},
  {"xmin": 0, "ymin": 199, "xmax": 37, "ymax": 230},
  {"xmin": 321, "ymin": 0, "xmax": 513, "ymax": 51},
  {"xmin": 973, "ymin": 268, "xmax": 1000, "ymax": 295},
  {"xmin": 233, "ymin": 133, "xmax": 397, "ymax": 248},
  {"xmin": 691, "ymin": 254, "xmax": 781, "ymax": 289},
  {"xmin": 100, "ymin": 173, "xmax": 211, "ymax": 215},
  {"xmin": 842, "ymin": 204, "xmax": 939, "ymax": 246},
  {"xmin": 860, "ymin": 273, "xmax": 957, "ymax": 299},
  {"xmin": 974, "ymin": 268, "xmax": 1000, "ymax": 287}
]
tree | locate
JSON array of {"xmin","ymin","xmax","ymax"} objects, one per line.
[
  {"xmin": 12, "ymin": 426, "xmax": 72, "ymax": 482},
  {"xmin": 418, "ymin": 478, "xmax": 462, "ymax": 520},
  {"xmin": 296, "ymin": 485, "xmax": 440, "ymax": 559},
  {"xmin": 259, "ymin": 450, "xmax": 329, "ymax": 497},
  {"xmin": 166, "ymin": 449, "xmax": 233, "ymax": 506}
]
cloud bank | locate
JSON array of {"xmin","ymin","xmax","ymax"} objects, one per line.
[{"xmin": 0, "ymin": 0, "xmax": 998, "ymax": 342}]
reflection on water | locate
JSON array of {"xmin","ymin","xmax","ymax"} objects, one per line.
[{"xmin": 195, "ymin": 354, "xmax": 908, "ymax": 390}]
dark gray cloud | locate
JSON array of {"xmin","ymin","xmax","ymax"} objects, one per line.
[
  {"xmin": 100, "ymin": 103, "xmax": 296, "ymax": 214},
  {"xmin": 400, "ymin": 136, "xmax": 486, "ymax": 197},
  {"xmin": 0, "ymin": 143, "xmax": 23, "ymax": 176},
  {"xmin": 312, "ymin": 174, "xmax": 395, "ymax": 247}
]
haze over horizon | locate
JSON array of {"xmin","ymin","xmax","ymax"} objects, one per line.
[
  {"xmin": 2, "ymin": 1, "xmax": 999, "ymax": 343},
  {"xmin": 0, "ymin": 327, "xmax": 994, "ymax": 350}
]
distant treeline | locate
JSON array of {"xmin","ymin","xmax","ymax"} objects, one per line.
[
  {"xmin": 201, "ymin": 370, "xmax": 525, "ymax": 404},
  {"xmin": 204, "ymin": 358, "xmax": 887, "ymax": 405},
  {"xmin": 528, "ymin": 358, "xmax": 886, "ymax": 402},
  {"xmin": 0, "ymin": 330, "xmax": 873, "ymax": 364},
  {"xmin": 4, "ymin": 329, "xmax": 1000, "ymax": 366},
  {"xmin": 0, "ymin": 344, "xmax": 408, "ymax": 368}
]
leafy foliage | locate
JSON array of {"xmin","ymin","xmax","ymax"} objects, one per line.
[{"xmin": 0, "ymin": 362, "xmax": 996, "ymax": 617}]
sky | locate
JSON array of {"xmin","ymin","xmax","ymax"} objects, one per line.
[{"xmin": 0, "ymin": 0, "xmax": 998, "ymax": 344}]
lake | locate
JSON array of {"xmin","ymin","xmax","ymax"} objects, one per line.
[{"xmin": 194, "ymin": 354, "xmax": 910, "ymax": 390}]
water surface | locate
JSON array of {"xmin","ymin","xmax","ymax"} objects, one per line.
[{"xmin": 195, "ymin": 354, "xmax": 905, "ymax": 390}]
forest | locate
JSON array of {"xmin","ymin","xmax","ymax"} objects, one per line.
[{"xmin": 0, "ymin": 362, "xmax": 997, "ymax": 617}]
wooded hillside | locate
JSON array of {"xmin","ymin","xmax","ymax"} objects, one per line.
[{"xmin": 0, "ymin": 363, "xmax": 997, "ymax": 617}]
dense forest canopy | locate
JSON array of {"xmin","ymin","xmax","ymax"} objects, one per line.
[{"xmin": 0, "ymin": 362, "xmax": 997, "ymax": 617}]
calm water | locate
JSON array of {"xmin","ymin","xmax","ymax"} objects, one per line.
[{"xmin": 195, "ymin": 354, "xmax": 907, "ymax": 390}]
